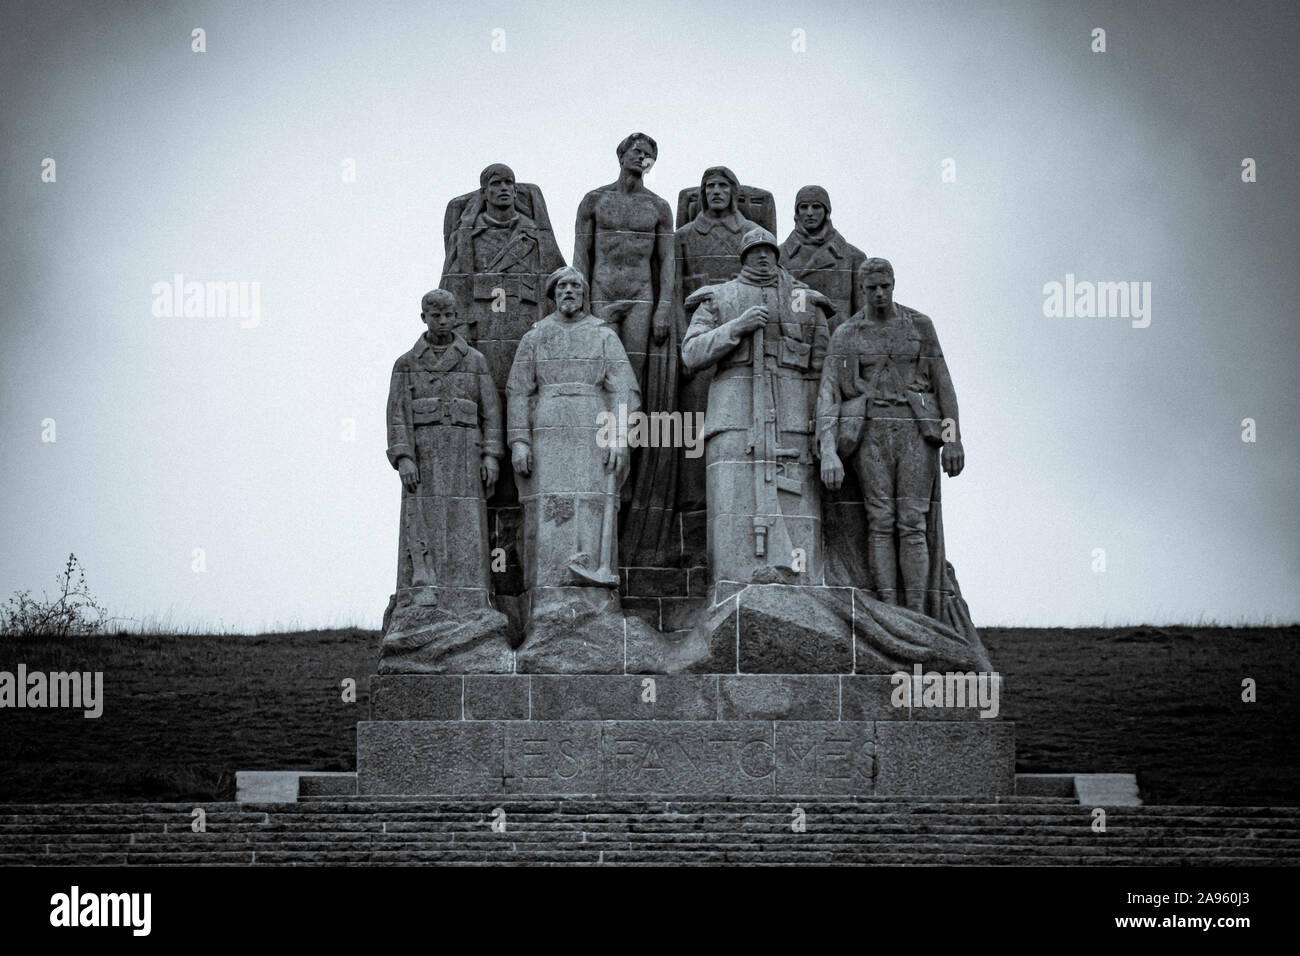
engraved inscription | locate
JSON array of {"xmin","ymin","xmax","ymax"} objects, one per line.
[
  {"xmin": 516, "ymin": 735, "xmax": 581, "ymax": 780},
  {"xmin": 608, "ymin": 726, "xmax": 774, "ymax": 786}
]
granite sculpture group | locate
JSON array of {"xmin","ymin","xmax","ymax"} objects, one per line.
[{"xmin": 382, "ymin": 133, "xmax": 992, "ymax": 677}]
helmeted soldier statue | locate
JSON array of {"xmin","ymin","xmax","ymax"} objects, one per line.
[
  {"xmin": 674, "ymin": 166, "xmax": 766, "ymax": 520},
  {"xmin": 681, "ymin": 227, "xmax": 833, "ymax": 589}
]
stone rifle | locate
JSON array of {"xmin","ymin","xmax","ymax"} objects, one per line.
[{"xmin": 748, "ymin": 313, "xmax": 798, "ymax": 560}]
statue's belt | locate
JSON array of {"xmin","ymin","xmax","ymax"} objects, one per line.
[
  {"xmin": 867, "ymin": 401, "xmax": 921, "ymax": 418},
  {"xmin": 410, "ymin": 397, "xmax": 479, "ymax": 427},
  {"xmin": 538, "ymin": 383, "xmax": 602, "ymax": 398}
]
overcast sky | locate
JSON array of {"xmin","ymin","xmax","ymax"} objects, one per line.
[{"xmin": 2, "ymin": 0, "xmax": 1296, "ymax": 630}]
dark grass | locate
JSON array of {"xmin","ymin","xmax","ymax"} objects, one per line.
[
  {"xmin": 982, "ymin": 625, "xmax": 1300, "ymax": 806},
  {"xmin": 0, "ymin": 626, "xmax": 1296, "ymax": 805}
]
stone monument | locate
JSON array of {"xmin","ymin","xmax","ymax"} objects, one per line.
[{"xmin": 357, "ymin": 155, "xmax": 1008, "ymax": 800}]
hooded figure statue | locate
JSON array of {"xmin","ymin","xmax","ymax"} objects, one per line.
[
  {"xmin": 441, "ymin": 163, "xmax": 566, "ymax": 391},
  {"xmin": 779, "ymin": 185, "xmax": 868, "ymax": 331}
]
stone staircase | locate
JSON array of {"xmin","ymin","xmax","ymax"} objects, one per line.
[{"xmin": 3, "ymin": 796, "xmax": 1298, "ymax": 865}]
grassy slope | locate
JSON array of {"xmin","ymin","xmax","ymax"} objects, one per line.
[{"xmin": 0, "ymin": 626, "xmax": 1296, "ymax": 805}]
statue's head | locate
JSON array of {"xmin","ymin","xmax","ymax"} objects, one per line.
[
  {"xmin": 794, "ymin": 185, "xmax": 831, "ymax": 233},
  {"xmin": 858, "ymin": 258, "xmax": 895, "ymax": 312},
  {"xmin": 739, "ymin": 227, "xmax": 780, "ymax": 275},
  {"xmin": 545, "ymin": 266, "xmax": 590, "ymax": 319},
  {"xmin": 699, "ymin": 166, "xmax": 739, "ymax": 216},
  {"xmin": 421, "ymin": 288, "xmax": 459, "ymax": 338},
  {"xmin": 478, "ymin": 163, "xmax": 517, "ymax": 212},
  {"xmin": 616, "ymin": 133, "xmax": 657, "ymax": 177}
]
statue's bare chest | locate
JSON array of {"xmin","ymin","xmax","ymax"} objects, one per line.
[{"xmin": 593, "ymin": 192, "xmax": 659, "ymax": 233}]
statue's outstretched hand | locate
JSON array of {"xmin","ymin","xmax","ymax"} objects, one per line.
[
  {"xmin": 941, "ymin": 440, "xmax": 965, "ymax": 477},
  {"xmin": 821, "ymin": 450, "xmax": 844, "ymax": 490},
  {"xmin": 398, "ymin": 457, "xmax": 419, "ymax": 492}
]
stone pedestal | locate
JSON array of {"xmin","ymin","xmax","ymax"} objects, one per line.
[
  {"xmin": 379, "ymin": 603, "xmax": 514, "ymax": 673},
  {"xmin": 357, "ymin": 674, "xmax": 1013, "ymax": 797},
  {"xmin": 515, "ymin": 586, "xmax": 627, "ymax": 674}
]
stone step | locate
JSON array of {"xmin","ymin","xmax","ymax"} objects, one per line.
[
  {"xmin": 7, "ymin": 799, "xmax": 1297, "ymax": 816},
  {"xmin": 4, "ymin": 814, "xmax": 1299, "ymax": 832},
  {"xmin": 11, "ymin": 841, "xmax": 1288, "ymax": 861},
  {"xmin": 5, "ymin": 817, "xmax": 1298, "ymax": 837},
  {"xmin": 3, "ymin": 798, "xmax": 1297, "ymax": 865},
  {"xmin": 5, "ymin": 832, "xmax": 1298, "ymax": 850},
  {"xmin": 7, "ymin": 829, "xmax": 1297, "ymax": 847},
  {"xmin": 3, "ymin": 855, "xmax": 1293, "ymax": 867},
  {"xmin": 304, "ymin": 794, "xmax": 1084, "ymax": 805}
]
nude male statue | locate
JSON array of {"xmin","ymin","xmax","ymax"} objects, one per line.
[
  {"xmin": 573, "ymin": 132, "xmax": 676, "ymax": 389},
  {"xmin": 573, "ymin": 133, "xmax": 679, "ymax": 565}
]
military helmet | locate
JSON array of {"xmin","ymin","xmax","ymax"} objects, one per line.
[{"xmin": 739, "ymin": 226, "xmax": 780, "ymax": 261}]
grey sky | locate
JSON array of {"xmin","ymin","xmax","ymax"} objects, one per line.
[{"xmin": 2, "ymin": 0, "xmax": 1296, "ymax": 629}]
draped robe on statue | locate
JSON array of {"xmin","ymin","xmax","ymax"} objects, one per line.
[{"xmin": 506, "ymin": 313, "xmax": 641, "ymax": 589}]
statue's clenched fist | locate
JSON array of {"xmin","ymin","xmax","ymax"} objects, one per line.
[{"xmin": 735, "ymin": 305, "xmax": 770, "ymax": 336}]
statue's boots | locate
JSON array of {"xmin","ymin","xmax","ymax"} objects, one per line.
[
  {"xmin": 867, "ymin": 530, "xmax": 899, "ymax": 605},
  {"xmin": 897, "ymin": 496, "xmax": 932, "ymax": 615},
  {"xmin": 898, "ymin": 535, "xmax": 930, "ymax": 614}
]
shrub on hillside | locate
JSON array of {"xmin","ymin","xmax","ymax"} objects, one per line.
[{"xmin": 0, "ymin": 553, "xmax": 108, "ymax": 637}]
